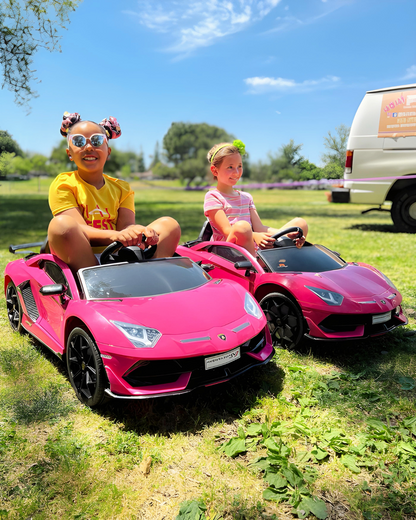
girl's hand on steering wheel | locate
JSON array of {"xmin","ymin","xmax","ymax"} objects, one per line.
[
  {"xmin": 253, "ymin": 232, "xmax": 275, "ymax": 249},
  {"xmin": 286, "ymin": 231, "xmax": 305, "ymax": 248},
  {"xmin": 140, "ymin": 226, "xmax": 159, "ymax": 250}
]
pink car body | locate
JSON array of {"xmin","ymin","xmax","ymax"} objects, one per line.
[
  {"xmin": 178, "ymin": 229, "xmax": 407, "ymax": 348},
  {"xmin": 5, "ymin": 247, "xmax": 273, "ymax": 407}
]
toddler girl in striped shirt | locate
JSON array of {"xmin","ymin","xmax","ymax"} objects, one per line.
[{"xmin": 203, "ymin": 141, "xmax": 308, "ymax": 257}]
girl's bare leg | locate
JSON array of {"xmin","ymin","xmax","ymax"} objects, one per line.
[
  {"xmin": 227, "ymin": 220, "xmax": 256, "ymax": 256},
  {"xmin": 48, "ymin": 215, "xmax": 98, "ymax": 271},
  {"xmin": 280, "ymin": 217, "xmax": 309, "ymax": 238},
  {"xmin": 148, "ymin": 217, "xmax": 181, "ymax": 258}
]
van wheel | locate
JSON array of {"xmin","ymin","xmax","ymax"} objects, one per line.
[{"xmin": 391, "ymin": 188, "xmax": 416, "ymax": 233}]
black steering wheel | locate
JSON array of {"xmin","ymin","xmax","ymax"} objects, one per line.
[
  {"xmin": 270, "ymin": 226, "xmax": 303, "ymax": 247},
  {"xmin": 100, "ymin": 234, "xmax": 157, "ymax": 265}
]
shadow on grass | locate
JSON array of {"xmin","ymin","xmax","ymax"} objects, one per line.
[
  {"xmin": 32, "ymin": 339, "xmax": 285, "ymax": 435},
  {"xmin": 0, "ymin": 196, "xmax": 51, "ymax": 249},
  {"xmin": 347, "ymin": 223, "xmax": 399, "ymax": 234}
]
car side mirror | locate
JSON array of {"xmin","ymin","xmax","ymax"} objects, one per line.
[
  {"xmin": 39, "ymin": 284, "xmax": 67, "ymax": 296},
  {"xmin": 234, "ymin": 261, "xmax": 254, "ymax": 277}
]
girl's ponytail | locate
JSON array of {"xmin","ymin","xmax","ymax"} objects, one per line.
[
  {"xmin": 99, "ymin": 116, "xmax": 121, "ymax": 140},
  {"xmin": 60, "ymin": 112, "xmax": 81, "ymax": 136}
]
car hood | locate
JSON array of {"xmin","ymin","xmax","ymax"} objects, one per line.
[
  {"xmin": 87, "ymin": 279, "xmax": 257, "ymax": 334},
  {"xmin": 297, "ymin": 263, "xmax": 394, "ymax": 299}
]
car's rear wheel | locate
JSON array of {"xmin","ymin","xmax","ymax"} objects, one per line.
[
  {"xmin": 66, "ymin": 327, "xmax": 107, "ymax": 407},
  {"xmin": 259, "ymin": 292, "xmax": 304, "ymax": 349},
  {"xmin": 391, "ymin": 188, "xmax": 416, "ymax": 233},
  {"xmin": 6, "ymin": 281, "xmax": 23, "ymax": 333}
]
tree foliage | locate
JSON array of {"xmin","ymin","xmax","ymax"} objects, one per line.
[
  {"xmin": 162, "ymin": 122, "xmax": 233, "ymax": 183},
  {"xmin": 0, "ymin": 129, "xmax": 24, "ymax": 156},
  {"xmin": 322, "ymin": 124, "xmax": 350, "ymax": 170},
  {"xmin": 0, "ymin": 0, "xmax": 81, "ymax": 106}
]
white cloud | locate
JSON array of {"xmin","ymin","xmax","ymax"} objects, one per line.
[
  {"xmin": 403, "ymin": 65, "xmax": 416, "ymax": 80},
  {"xmin": 124, "ymin": 0, "xmax": 282, "ymax": 55},
  {"xmin": 245, "ymin": 75, "xmax": 340, "ymax": 93}
]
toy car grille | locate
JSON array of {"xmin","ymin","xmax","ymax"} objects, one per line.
[
  {"xmin": 19, "ymin": 281, "xmax": 39, "ymax": 322},
  {"xmin": 123, "ymin": 331, "xmax": 269, "ymax": 389},
  {"xmin": 319, "ymin": 312, "xmax": 399, "ymax": 335}
]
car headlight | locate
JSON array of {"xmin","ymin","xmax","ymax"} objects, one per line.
[
  {"xmin": 244, "ymin": 292, "xmax": 263, "ymax": 319},
  {"xmin": 305, "ymin": 286, "xmax": 344, "ymax": 306},
  {"xmin": 110, "ymin": 320, "xmax": 162, "ymax": 348},
  {"xmin": 380, "ymin": 272, "xmax": 397, "ymax": 290}
]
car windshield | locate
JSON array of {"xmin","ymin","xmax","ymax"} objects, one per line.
[
  {"xmin": 258, "ymin": 244, "xmax": 346, "ymax": 273},
  {"xmin": 79, "ymin": 257, "xmax": 211, "ymax": 299}
]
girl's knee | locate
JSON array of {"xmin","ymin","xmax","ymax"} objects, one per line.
[
  {"xmin": 289, "ymin": 217, "xmax": 308, "ymax": 237},
  {"xmin": 153, "ymin": 216, "xmax": 181, "ymax": 239},
  {"xmin": 232, "ymin": 220, "xmax": 252, "ymax": 237},
  {"xmin": 48, "ymin": 215, "xmax": 79, "ymax": 240}
]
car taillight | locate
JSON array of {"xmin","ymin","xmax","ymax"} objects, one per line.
[{"xmin": 345, "ymin": 150, "xmax": 353, "ymax": 174}]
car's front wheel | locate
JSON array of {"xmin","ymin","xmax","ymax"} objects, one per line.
[
  {"xmin": 6, "ymin": 281, "xmax": 23, "ymax": 333},
  {"xmin": 391, "ymin": 187, "xmax": 416, "ymax": 233},
  {"xmin": 259, "ymin": 292, "xmax": 304, "ymax": 349},
  {"xmin": 66, "ymin": 327, "xmax": 107, "ymax": 407}
]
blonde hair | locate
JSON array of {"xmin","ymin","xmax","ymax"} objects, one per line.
[{"xmin": 207, "ymin": 142, "xmax": 241, "ymax": 168}]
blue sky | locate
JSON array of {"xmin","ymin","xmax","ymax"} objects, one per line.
[{"xmin": 1, "ymin": 0, "xmax": 416, "ymax": 168}]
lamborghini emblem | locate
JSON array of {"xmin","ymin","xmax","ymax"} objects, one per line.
[{"xmin": 218, "ymin": 334, "xmax": 227, "ymax": 341}]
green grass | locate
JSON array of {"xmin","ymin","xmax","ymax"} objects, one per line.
[{"xmin": 0, "ymin": 181, "xmax": 415, "ymax": 519}]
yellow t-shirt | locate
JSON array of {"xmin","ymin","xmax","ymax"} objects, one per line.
[{"xmin": 49, "ymin": 171, "xmax": 135, "ymax": 252}]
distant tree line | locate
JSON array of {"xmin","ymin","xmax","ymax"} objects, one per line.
[
  {"xmin": 150, "ymin": 122, "xmax": 349, "ymax": 185},
  {"xmin": 0, "ymin": 123, "xmax": 349, "ymax": 183},
  {"xmin": 0, "ymin": 130, "xmax": 146, "ymax": 179}
]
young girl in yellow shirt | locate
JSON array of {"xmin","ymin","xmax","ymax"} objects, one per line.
[{"xmin": 48, "ymin": 112, "xmax": 180, "ymax": 272}]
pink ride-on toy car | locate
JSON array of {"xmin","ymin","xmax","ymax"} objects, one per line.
[
  {"xmin": 177, "ymin": 222, "xmax": 407, "ymax": 349},
  {"xmin": 5, "ymin": 239, "xmax": 273, "ymax": 407}
]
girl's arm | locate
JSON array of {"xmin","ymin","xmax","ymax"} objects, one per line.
[
  {"xmin": 250, "ymin": 208, "xmax": 279, "ymax": 234},
  {"xmin": 53, "ymin": 207, "xmax": 157, "ymax": 247},
  {"xmin": 206, "ymin": 209, "xmax": 233, "ymax": 238}
]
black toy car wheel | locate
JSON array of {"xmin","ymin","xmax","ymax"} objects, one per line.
[
  {"xmin": 66, "ymin": 327, "xmax": 107, "ymax": 407},
  {"xmin": 6, "ymin": 281, "xmax": 23, "ymax": 333},
  {"xmin": 259, "ymin": 292, "xmax": 304, "ymax": 349},
  {"xmin": 391, "ymin": 188, "xmax": 416, "ymax": 233}
]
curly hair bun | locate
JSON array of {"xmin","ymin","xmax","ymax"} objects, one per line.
[
  {"xmin": 60, "ymin": 112, "xmax": 81, "ymax": 136},
  {"xmin": 99, "ymin": 116, "xmax": 121, "ymax": 140}
]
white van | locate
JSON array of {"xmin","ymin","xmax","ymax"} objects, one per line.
[{"xmin": 331, "ymin": 83, "xmax": 416, "ymax": 232}]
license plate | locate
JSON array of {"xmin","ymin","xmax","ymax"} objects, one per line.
[
  {"xmin": 372, "ymin": 311, "xmax": 391, "ymax": 325},
  {"xmin": 205, "ymin": 347, "xmax": 240, "ymax": 370}
]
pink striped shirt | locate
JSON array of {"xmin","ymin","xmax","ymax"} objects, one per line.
[{"xmin": 204, "ymin": 189, "xmax": 256, "ymax": 242}]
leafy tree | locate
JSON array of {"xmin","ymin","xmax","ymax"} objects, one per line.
[
  {"xmin": 0, "ymin": 130, "xmax": 24, "ymax": 156},
  {"xmin": 298, "ymin": 159, "xmax": 323, "ymax": 180},
  {"xmin": 29, "ymin": 153, "xmax": 48, "ymax": 173},
  {"xmin": 0, "ymin": 0, "xmax": 81, "ymax": 106},
  {"xmin": 12, "ymin": 154, "xmax": 31, "ymax": 175},
  {"xmin": 163, "ymin": 122, "xmax": 233, "ymax": 183},
  {"xmin": 50, "ymin": 138, "xmax": 69, "ymax": 163},
  {"xmin": 152, "ymin": 162, "xmax": 178, "ymax": 179},
  {"xmin": 322, "ymin": 124, "xmax": 350, "ymax": 171},
  {"xmin": 0, "ymin": 151, "xmax": 15, "ymax": 175},
  {"xmin": 149, "ymin": 141, "xmax": 160, "ymax": 170},
  {"xmin": 280, "ymin": 139, "xmax": 304, "ymax": 167}
]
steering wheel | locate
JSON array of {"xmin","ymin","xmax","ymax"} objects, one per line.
[
  {"xmin": 100, "ymin": 234, "xmax": 157, "ymax": 265},
  {"xmin": 270, "ymin": 226, "xmax": 303, "ymax": 247}
]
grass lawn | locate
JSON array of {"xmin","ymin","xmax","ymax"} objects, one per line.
[{"xmin": 0, "ymin": 180, "xmax": 415, "ymax": 520}]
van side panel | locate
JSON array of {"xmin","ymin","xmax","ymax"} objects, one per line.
[{"xmin": 345, "ymin": 87, "xmax": 416, "ymax": 204}]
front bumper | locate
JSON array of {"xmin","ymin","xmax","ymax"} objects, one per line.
[
  {"xmin": 304, "ymin": 307, "xmax": 407, "ymax": 342},
  {"xmin": 101, "ymin": 328, "xmax": 274, "ymax": 399}
]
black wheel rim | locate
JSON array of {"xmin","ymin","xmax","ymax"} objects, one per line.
[
  {"xmin": 67, "ymin": 333, "xmax": 98, "ymax": 401},
  {"xmin": 6, "ymin": 284, "xmax": 21, "ymax": 331},
  {"xmin": 261, "ymin": 296, "xmax": 302, "ymax": 349}
]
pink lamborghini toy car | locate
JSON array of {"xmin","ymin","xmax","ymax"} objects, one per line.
[
  {"xmin": 5, "ymin": 240, "xmax": 273, "ymax": 407},
  {"xmin": 178, "ymin": 223, "xmax": 407, "ymax": 349}
]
